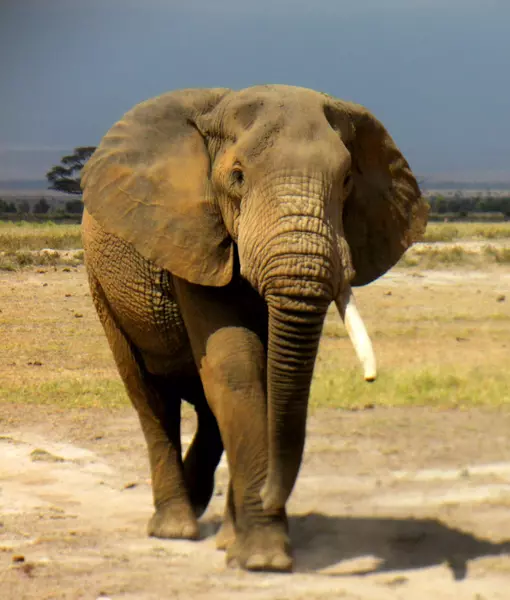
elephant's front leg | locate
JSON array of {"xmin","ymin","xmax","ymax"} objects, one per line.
[{"xmin": 174, "ymin": 280, "xmax": 292, "ymax": 572}]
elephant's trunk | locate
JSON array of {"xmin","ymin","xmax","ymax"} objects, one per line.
[
  {"xmin": 260, "ymin": 284, "xmax": 377, "ymax": 512},
  {"xmin": 237, "ymin": 180, "xmax": 351, "ymax": 510},
  {"xmin": 261, "ymin": 299, "xmax": 327, "ymax": 511}
]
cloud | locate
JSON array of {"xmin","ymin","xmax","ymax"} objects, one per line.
[
  {"xmin": 0, "ymin": 147, "xmax": 74, "ymax": 180},
  {"xmin": 135, "ymin": 0, "xmax": 503, "ymax": 11},
  {"xmin": 16, "ymin": 0, "xmax": 505, "ymax": 14},
  {"xmin": 0, "ymin": 145, "xmax": 71, "ymax": 153}
]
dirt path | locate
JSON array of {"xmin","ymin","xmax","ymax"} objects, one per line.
[{"xmin": 1, "ymin": 404, "xmax": 510, "ymax": 599}]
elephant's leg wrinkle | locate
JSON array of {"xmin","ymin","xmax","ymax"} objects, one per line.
[
  {"xmin": 88, "ymin": 276, "xmax": 199, "ymax": 540},
  {"xmin": 173, "ymin": 278, "xmax": 292, "ymax": 571}
]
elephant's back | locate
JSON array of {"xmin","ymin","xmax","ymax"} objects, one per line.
[{"xmin": 82, "ymin": 210, "xmax": 193, "ymax": 374}]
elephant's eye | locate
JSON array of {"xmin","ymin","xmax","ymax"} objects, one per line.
[{"xmin": 231, "ymin": 168, "xmax": 245, "ymax": 186}]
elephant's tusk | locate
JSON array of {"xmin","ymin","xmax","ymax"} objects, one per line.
[{"xmin": 335, "ymin": 286, "xmax": 377, "ymax": 382}]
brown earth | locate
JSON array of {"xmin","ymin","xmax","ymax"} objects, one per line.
[
  {"xmin": 1, "ymin": 264, "xmax": 510, "ymax": 599},
  {"xmin": 1, "ymin": 404, "xmax": 510, "ymax": 599}
]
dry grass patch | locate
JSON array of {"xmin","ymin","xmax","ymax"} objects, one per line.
[
  {"xmin": 2, "ymin": 221, "xmax": 510, "ymax": 273},
  {"xmin": 0, "ymin": 249, "xmax": 84, "ymax": 271},
  {"xmin": 312, "ymin": 269, "xmax": 510, "ymax": 409},
  {"xmin": 1, "ymin": 265, "xmax": 509, "ymax": 411},
  {"xmin": 0, "ymin": 221, "xmax": 84, "ymax": 270},
  {"xmin": 0, "ymin": 378, "xmax": 128, "ymax": 409},
  {"xmin": 0, "ymin": 266, "xmax": 124, "ymax": 408},
  {"xmin": 423, "ymin": 222, "xmax": 510, "ymax": 243},
  {"xmin": 0, "ymin": 221, "xmax": 82, "ymax": 251},
  {"xmin": 2, "ymin": 221, "xmax": 510, "ymax": 251},
  {"xmin": 399, "ymin": 244, "xmax": 510, "ymax": 269}
]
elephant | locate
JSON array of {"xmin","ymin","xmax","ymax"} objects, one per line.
[{"xmin": 81, "ymin": 84, "xmax": 428, "ymax": 572}]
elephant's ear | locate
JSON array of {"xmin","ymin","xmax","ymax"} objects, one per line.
[
  {"xmin": 325, "ymin": 97, "xmax": 429, "ymax": 286},
  {"xmin": 81, "ymin": 88, "xmax": 233, "ymax": 286}
]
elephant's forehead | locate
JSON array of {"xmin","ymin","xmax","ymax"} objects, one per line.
[
  {"xmin": 222, "ymin": 87, "xmax": 332, "ymax": 141},
  {"xmin": 226, "ymin": 86, "xmax": 324, "ymax": 120},
  {"xmin": 235, "ymin": 84, "xmax": 321, "ymax": 100}
]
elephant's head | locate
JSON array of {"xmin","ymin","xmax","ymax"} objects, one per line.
[{"xmin": 82, "ymin": 85, "xmax": 428, "ymax": 510}]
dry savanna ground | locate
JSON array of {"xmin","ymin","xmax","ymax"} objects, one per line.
[{"xmin": 1, "ymin": 221, "xmax": 510, "ymax": 599}]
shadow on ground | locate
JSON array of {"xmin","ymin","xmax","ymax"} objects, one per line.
[{"xmin": 289, "ymin": 513, "xmax": 510, "ymax": 579}]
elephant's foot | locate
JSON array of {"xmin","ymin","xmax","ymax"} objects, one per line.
[
  {"xmin": 148, "ymin": 504, "xmax": 199, "ymax": 540},
  {"xmin": 226, "ymin": 527, "xmax": 292, "ymax": 572},
  {"xmin": 216, "ymin": 519, "xmax": 236, "ymax": 551}
]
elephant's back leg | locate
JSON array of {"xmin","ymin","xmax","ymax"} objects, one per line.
[
  {"xmin": 179, "ymin": 377, "xmax": 224, "ymax": 517},
  {"xmin": 82, "ymin": 209, "xmax": 194, "ymax": 375},
  {"xmin": 85, "ymin": 269, "xmax": 201, "ymax": 539},
  {"xmin": 83, "ymin": 211, "xmax": 222, "ymax": 528}
]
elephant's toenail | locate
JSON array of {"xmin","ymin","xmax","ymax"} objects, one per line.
[{"xmin": 271, "ymin": 554, "xmax": 293, "ymax": 571}]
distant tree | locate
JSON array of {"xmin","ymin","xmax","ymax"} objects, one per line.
[
  {"xmin": 504, "ymin": 199, "xmax": 510, "ymax": 220},
  {"xmin": 0, "ymin": 199, "xmax": 17, "ymax": 213},
  {"xmin": 432, "ymin": 194, "xmax": 447, "ymax": 214},
  {"xmin": 65, "ymin": 199, "xmax": 84, "ymax": 215},
  {"xmin": 33, "ymin": 198, "xmax": 51, "ymax": 214},
  {"xmin": 46, "ymin": 146, "xmax": 96, "ymax": 194},
  {"xmin": 17, "ymin": 200, "xmax": 31, "ymax": 215}
]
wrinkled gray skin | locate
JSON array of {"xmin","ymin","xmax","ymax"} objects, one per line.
[{"xmin": 81, "ymin": 85, "xmax": 427, "ymax": 572}]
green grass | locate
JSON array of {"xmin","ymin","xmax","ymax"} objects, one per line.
[
  {"xmin": 0, "ymin": 378, "xmax": 128, "ymax": 409},
  {"xmin": 310, "ymin": 366, "xmax": 510, "ymax": 410},
  {"xmin": 3, "ymin": 367, "xmax": 508, "ymax": 411}
]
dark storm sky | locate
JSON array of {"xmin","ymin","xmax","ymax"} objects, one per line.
[{"xmin": 1, "ymin": 0, "xmax": 509, "ymax": 181}]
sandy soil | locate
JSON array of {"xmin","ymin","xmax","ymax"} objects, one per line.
[
  {"xmin": 1, "ymin": 402, "xmax": 510, "ymax": 599},
  {"xmin": 1, "ymin": 262, "xmax": 510, "ymax": 598}
]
